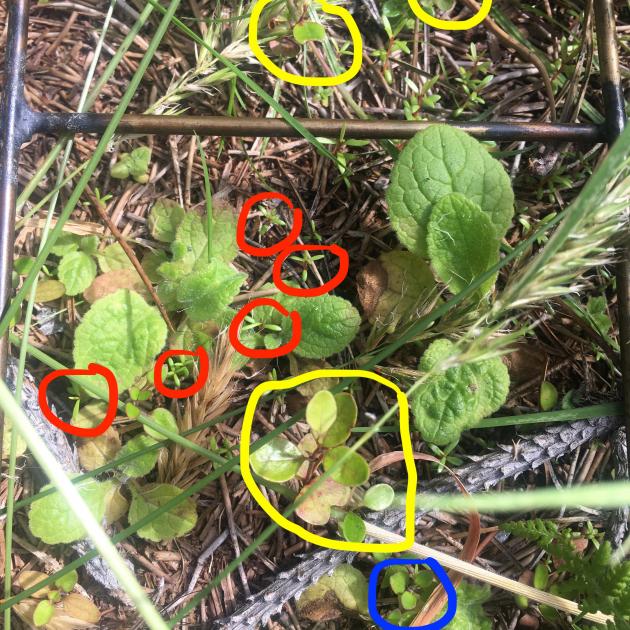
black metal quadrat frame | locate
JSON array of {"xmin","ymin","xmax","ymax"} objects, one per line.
[{"xmin": 0, "ymin": 0, "xmax": 627, "ymax": 445}]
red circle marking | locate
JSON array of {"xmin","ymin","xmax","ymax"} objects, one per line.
[
  {"xmin": 153, "ymin": 346, "xmax": 210, "ymax": 399},
  {"xmin": 237, "ymin": 192, "xmax": 303, "ymax": 257},
  {"xmin": 229, "ymin": 298, "xmax": 302, "ymax": 359},
  {"xmin": 38, "ymin": 363, "xmax": 118, "ymax": 438},
  {"xmin": 272, "ymin": 244, "xmax": 350, "ymax": 297}
]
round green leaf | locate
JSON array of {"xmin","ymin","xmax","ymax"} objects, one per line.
[
  {"xmin": 323, "ymin": 446, "xmax": 370, "ymax": 486},
  {"xmin": 540, "ymin": 381, "xmax": 558, "ymax": 411},
  {"xmin": 389, "ymin": 570, "xmax": 408, "ymax": 594},
  {"xmin": 58, "ymin": 251, "xmax": 97, "ymax": 296},
  {"xmin": 14, "ymin": 256, "xmax": 35, "ymax": 275},
  {"xmin": 293, "ymin": 21, "xmax": 326, "ymax": 44},
  {"xmin": 363, "ymin": 483, "xmax": 395, "ymax": 511},
  {"xmin": 401, "ymin": 591, "xmax": 418, "ymax": 610},
  {"xmin": 34, "ymin": 279, "xmax": 66, "ymax": 302},
  {"xmin": 250, "ymin": 437, "xmax": 304, "ymax": 482},
  {"xmin": 144, "ymin": 408, "xmax": 179, "ymax": 440},
  {"xmin": 311, "ymin": 392, "xmax": 357, "ymax": 448},
  {"xmin": 54, "ymin": 569, "xmax": 78, "ymax": 593},
  {"xmin": 33, "ymin": 599, "xmax": 54, "ymax": 626},
  {"xmin": 306, "ymin": 390, "xmax": 337, "ymax": 444},
  {"xmin": 295, "ymin": 477, "xmax": 352, "ymax": 526},
  {"xmin": 341, "ymin": 511, "xmax": 366, "ymax": 543}
]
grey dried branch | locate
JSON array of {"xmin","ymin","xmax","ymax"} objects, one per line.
[
  {"xmin": 607, "ymin": 428, "xmax": 629, "ymax": 548},
  {"xmin": 216, "ymin": 414, "xmax": 621, "ymax": 629}
]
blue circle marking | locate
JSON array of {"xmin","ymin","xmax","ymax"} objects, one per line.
[{"xmin": 368, "ymin": 557, "xmax": 457, "ymax": 630}]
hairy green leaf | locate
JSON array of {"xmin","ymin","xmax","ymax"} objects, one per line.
[
  {"xmin": 117, "ymin": 435, "xmax": 159, "ymax": 478},
  {"xmin": 28, "ymin": 476, "xmax": 114, "ymax": 544},
  {"xmin": 51, "ymin": 232, "xmax": 81, "ymax": 257},
  {"xmin": 58, "ymin": 251, "xmax": 97, "ymax": 296},
  {"xmin": 279, "ymin": 294, "xmax": 361, "ymax": 359},
  {"xmin": 176, "ymin": 259, "xmax": 245, "ymax": 322},
  {"xmin": 427, "ymin": 193, "xmax": 500, "ymax": 296},
  {"xmin": 412, "ymin": 339, "xmax": 509, "ymax": 445},
  {"xmin": 73, "ymin": 289, "xmax": 167, "ymax": 390},
  {"xmin": 386, "ymin": 125, "xmax": 513, "ymax": 256},
  {"xmin": 96, "ymin": 242, "xmax": 134, "ymax": 273},
  {"xmin": 445, "ymin": 582, "xmax": 492, "ymax": 630},
  {"xmin": 128, "ymin": 483, "xmax": 197, "ymax": 542},
  {"xmin": 149, "ymin": 198, "xmax": 185, "ymax": 242}
]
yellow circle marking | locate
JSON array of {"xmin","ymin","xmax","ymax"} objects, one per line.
[
  {"xmin": 240, "ymin": 369, "xmax": 417, "ymax": 552},
  {"xmin": 407, "ymin": 0, "xmax": 492, "ymax": 30},
  {"xmin": 249, "ymin": 0, "xmax": 363, "ymax": 87}
]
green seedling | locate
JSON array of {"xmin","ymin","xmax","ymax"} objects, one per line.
[
  {"xmin": 250, "ymin": 389, "xmax": 394, "ymax": 535},
  {"xmin": 110, "ymin": 146, "xmax": 152, "ymax": 183}
]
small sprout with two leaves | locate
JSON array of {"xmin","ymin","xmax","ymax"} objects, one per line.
[{"xmin": 250, "ymin": 389, "xmax": 395, "ymax": 541}]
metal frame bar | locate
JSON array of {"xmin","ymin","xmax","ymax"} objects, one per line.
[{"xmin": 0, "ymin": 0, "xmax": 626, "ymax": 443}]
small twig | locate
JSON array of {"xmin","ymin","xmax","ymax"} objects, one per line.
[
  {"xmin": 220, "ymin": 475, "xmax": 251, "ymax": 597},
  {"xmin": 187, "ymin": 529, "xmax": 230, "ymax": 594},
  {"xmin": 85, "ymin": 186, "xmax": 176, "ymax": 333},
  {"xmin": 364, "ymin": 522, "xmax": 612, "ymax": 625}
]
